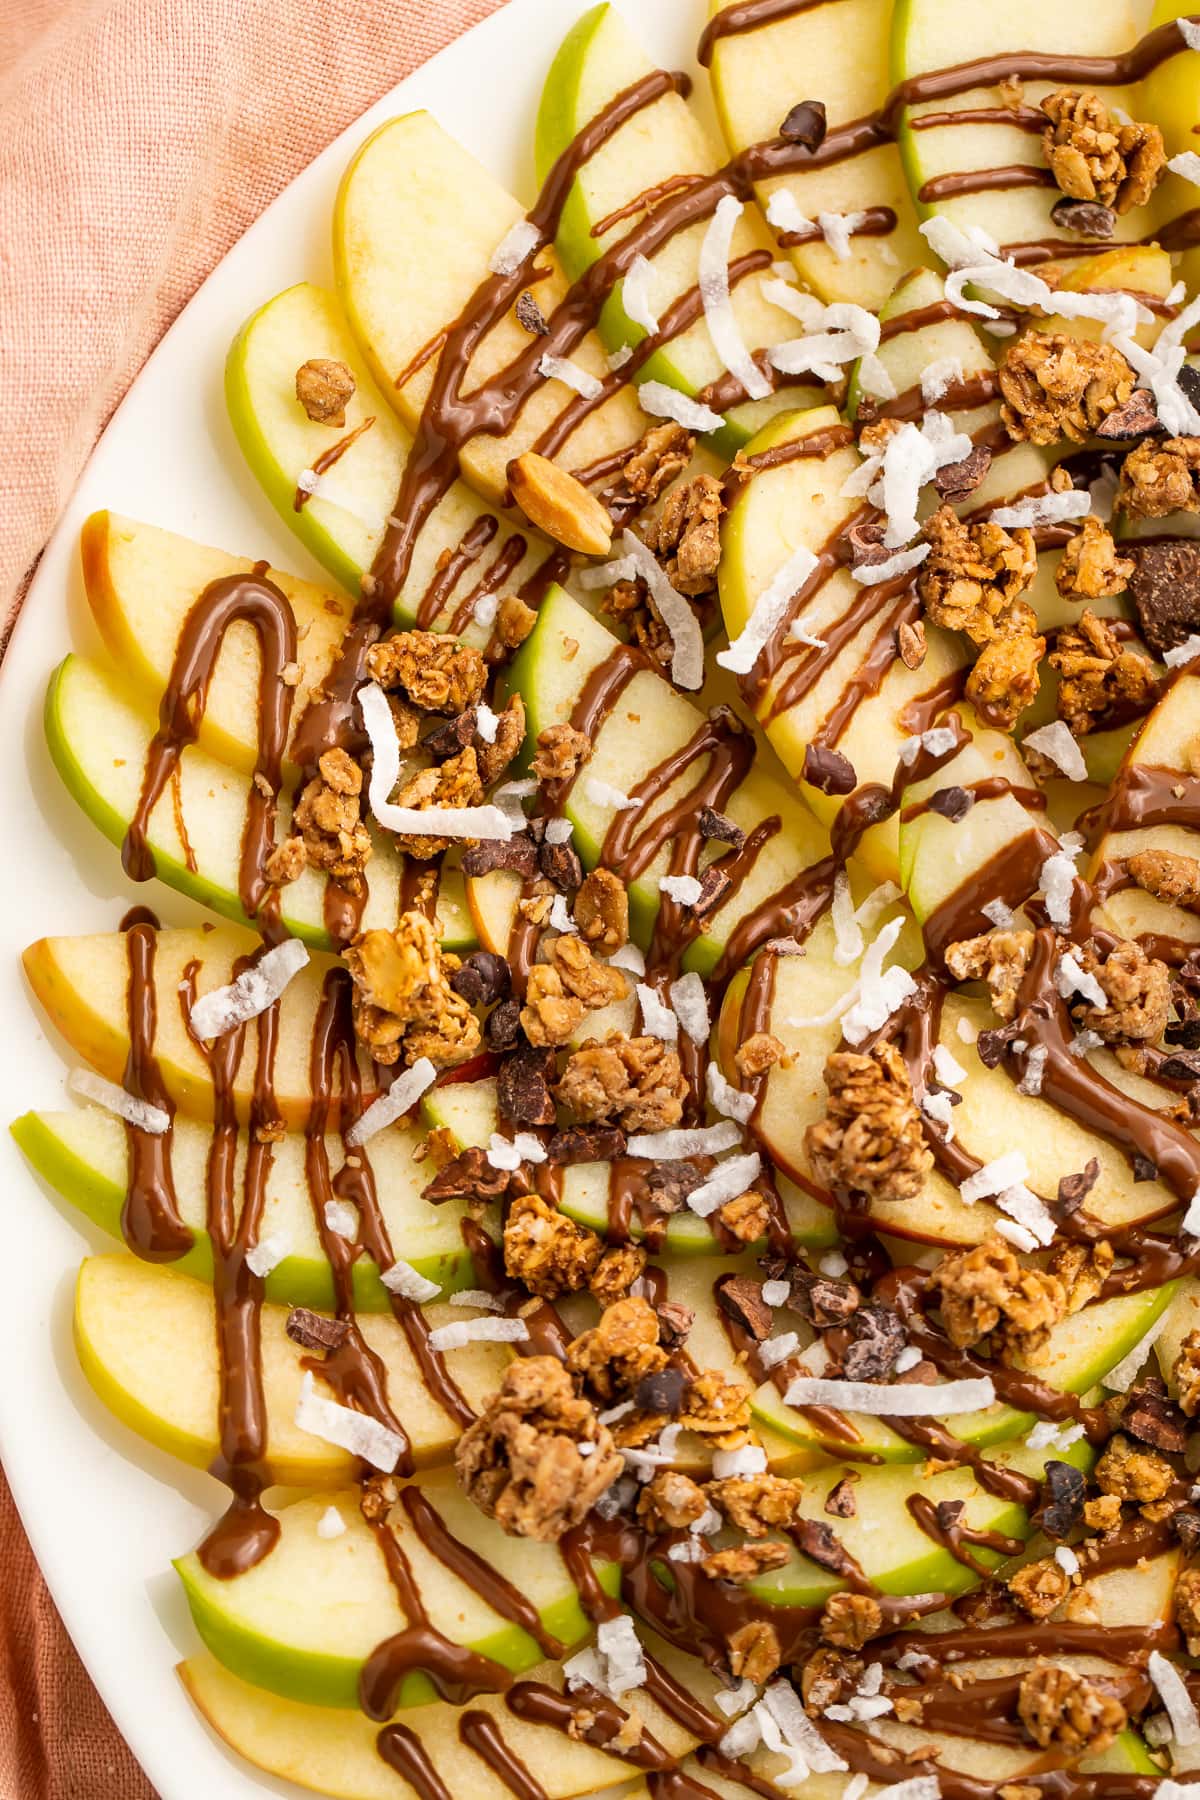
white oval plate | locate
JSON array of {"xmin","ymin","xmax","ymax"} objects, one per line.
[{"xmin": 0, "ymin": 0, "xmax": 703, "ymax": 1793}]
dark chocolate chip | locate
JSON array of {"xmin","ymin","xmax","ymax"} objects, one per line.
[
  {"xmin": 422, "ymin": 1147, "xmax": 516, "ymax": 1204},
  {"xmin": 1056, "ymin": 1158, "xmax": 1100, "ymax": 1214},
  {"xmin": 778, "ymin": 99, "xmax": 827, "ymax": 151},
  {"xmin": 286, "ymin": 1307, "xmax": 350, "ymax": 1352},
  {"xmin": 1122, "ymin": 1377, "xmax": 1189, "ymax": 1454},
  {"xmin": 461, "ymin": 836, "xmax": 539, "ymax": 879},
  {"xmin": 824, "ymin": 1476, "xmax": 857, "ymax": 1518},
  {"xmin": 1133, "ymin": 1154, "xmax": 1158, "ymax": 1183},
  {"xmin": 927, "ymin": 785, "xmax": 973, "ymax": 824},
  {"xmin": 1160, "ymin": 1050, "xmax": 1200, "ymax": 1082},
  {"xmin": 1180, "ymin": 364, "xmax": 1200, "ymax": 413},
  {"xmin": 450, "ymin": 950, "xmax": 511, "ymax": 1008},
  {"xmin": 1095, "ymin": 389, "xmax": 1161, "ymax": 441},
  {"xmin": 1167, "ymin": 1018, "xmax": 1200, "ymax": 1049},
  {"xmin": 497, "ymin": 1044, "xmax": 556, "ymax": 1127},
  {"xmin": 976, "ymin": 1024, "xmax": 1018, "ymax": 1069},
  {"xmin": 841, "ymin": 1302, "xmax": 905, "ymax": 1382},
  {"xmin": 803, "ymin": 744, "xmax": 857, "ymax": 796},
  {"xmin": 539, "ymin": 840, "xmax": 584, "ymax": 893},
  {"xmin": 547, "ymin": 1124, "xmax": 628, "ymax": 1165},
  {"xmin": 484, "ymin": 998, "xmax": 522, "ymax": 1053},
  {"xmin": 792, "ymin": 1519, "xmax": 857, "ymax": 1577},
  {"xmin": 645, "ymin": 1161, "xmax": 704, "ymax": 1212},
  {"xmin": 933, "ymin": 444, "xmax": 993, "ymax": 502},
  {"xmin": 655, "ymin": 1299, "xmax": 695, "ymax": 1349},
  {"xmin": 635, "ymin": 1367, "xmax": 687, "ymax": 1416},
  {"xmin": 1037, "ymin": 1459, "xmax": 1086, "ymax": 1541},
  {"xmin": 698, "ymin": 807, "xmax": 745, "ymax": 848},
  {"xmin": 692, "ymin": 864, "xmax": 733, "ymax": 917},
  {"xmin": 423, "ymin": 710, "xmax": 478, "ymax": 759},
  {"xmin": 716, "ymin": 1275, "xmax": 774, "ymax": 1342},
  {"xmin": 516, "ymin": 290, "xmax": 550, "ymax": 335},
  {"xmin": 854, "ymin": 394, "xmax": 881, "ymax": 427},
  {"xmin": 1128, "ymin": 540, "xmax": 1200, "ymax": 658},
  {"xmin": 1050, "ymin": 197, "xmax": 1116, "ymax": 239}
]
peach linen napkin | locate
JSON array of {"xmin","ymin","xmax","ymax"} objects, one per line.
[{"xmin": 0, "ymin": 0, "xmax": 508, "ymax": 1792}]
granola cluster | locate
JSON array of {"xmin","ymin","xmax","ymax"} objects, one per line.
[
  {"xmin": 596, "ymin": 434, "xmax": 719, "ymax": 676},
  {"xmin": 945, "ymin": 930, "xmax": 1033, "ymax": 1022},
  {"xmin": 295, "ymin": 357, "xmax": 356, "ymax": 426},
  {"xmin": 1119, "ymin": 435, "xmax": 1200, "ymax": 519},
  {"xmin": 1041, "ymin": 87, "xmax": 1166, "ymax": 215},
  {"xmin": 1054, "ymin": 516, "xmax": 1135, "ymax": 602},
  {"xmin": 934, "ymin": 1235, "xmax": 1067, "ymax": 1361},
  {"xmin": 556, "ymin": 1032, "xmax": 689, "ymax": 1133},
  {"xmin": 1049, "ymin": 610, "xmax": 1156, "ymax": 735},
  {"xmin": 344, "ymin": 912, "xmax": 481, "ymax": 1067},
  {"xmin": 1017, "ymin": 1662, "xmax": 1126, "ymax": 1753},
  {"xmin": 999, "ymin": 333, "xmax": 1137, "ymax": 446},
  {"xmin": 520, "ymin": 936, "xmax": 628, "ymax": 1047},
  {"xmin": 917, "ymin": 505, "xmax": 1044, "ymax": 727},
  {"xmin": 1128, "ymin": 847, "xmax": 1200, "ymax": 910},
  {"xmin": 269, "ymin": 746, "xmax": 373, "ymax": 892},
  {"xmin": 805, "ymin": 1043, "xmax": 932, "ymax": 1205}
]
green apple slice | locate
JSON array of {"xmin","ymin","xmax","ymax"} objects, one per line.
[
  {"xmin": 227, "ymin": 283, "xmax": 550, "ymax": 624},
  {"xmin": 535, "ymin": 4, "xmax": 821, "ymax": 456},
  {"xmin": 1155, "ymin": 1275, "xmax": 1200, "ymax": 1399},
  {"xmin": 74, "ymin": 1254, "xmax": 509, "ymax": 1484},
  {"xmin": 1142, "ymin": 2, "xmax": 1200, "ymax": 295},
  {"xmin": 704, "ymin": 0, "xmax": 924, "ymax": 310},
  {"xmin": 335, "ymin": 112, "xmax": 650, "ymax": 505},
  {"xmin": 180, "ymin": 1650, "xmax": 683, "ymax": 1800},
  {"xmin": 11, "ymin": 1108, "xmax": 477, "ymax": 1309},
  {"xmin": 175, "ymin": 1472, "xmax": 619, "ymax": 1710},
  {"xmin": 501, "ymin": 583, "xmax": 830, "ymax": 967},
  {"xmin": 43, "ymin": 656, "xmax": 472, "ymax": 954},
  {"xmin": 23, "ymin": 923, "xmax": 382, "ymax": 1130}
]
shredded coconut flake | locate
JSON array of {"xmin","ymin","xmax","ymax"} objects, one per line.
[
  {"xmin": 295, "ymin": 1371, "xmax": 406, "ymax": 1472},
  {"xmin": 622, "ymin": 253, "xmax": 661, "ymax": 336},
  {"xmin": 1170, "ymin": 151, "xmax": 1200, "ymax": 187},
  {"xmin": 474, "ymin": 702, "xmax": 499, "ymax": 745},
  {"xmin": 712, "ymin": 1443, "xmax": 768, "ymax": 1479},
  {"xmin": 324, "ymin": 1199, "xmax": 357, "ymax": 1240},
  {"xmin": 832, "ymin": 871, "xmax": 864, "ymax": 967},
  {"xmin": 609, "ymin": 942, "xmax": 646, "ymax": 977},
  {"xmin": 245, "ymin": 1230, "xmax": 290, "ymax": 1279},
  {"xmin": 706, "ymin": 1060, "xmax": 756, "ymax": 1124},
  {"xmin": 960, "ymin": 1151, "xmax": 1029, "ymax": 1204},
  {"xmin": 659, "ymin": 874, "xmax": 703, "ymax": 906},
  {"xmin": 784, "ymin": 1375, "xmax": 995, "ymax": 1414},
  {"xmin": 687, "ymin": 1151, "xmax": 762, "ymax": 1218},
  {"xmin": 922, "ymin": 1090, "xmax": 956, "ymax": 1139},
  {"xmin": 1104, "ymin": 1315, "xmax": 1168, "ymax": 1393},
  {"xmin": 759, "ymin": 1332, "xmax": 801, "ymax": 1370},
  {"xmin": 1182, "ymin": 18, "xmax": 1200, "ymax": 49},
  {"xmin": 1055, "ymin": 1545, "xmax": 1080, "ymax": 1577},
  {"xmin": 548, "ymin": 894, "xmax": 577, "ymax": 936},
  {"xmin": 1164, "ymin": 633, "xmax": 1200, "ymax": 669},
  {"xmin": 190, "ymin": 938, "xmax": 309, "ymax": 1040},
  {"xmin": 1024, "ymin": 721, "xmax": 1088, "ymax": 782},
  {"xmin": 1027, "ymin": 1418, "xmax": 1085, "ymax": 1452},
  {"xmin": 1039, "ymin": 847, "xmax": 1079, "ymax": 930},
  {"xmin": 543, "ymin": 817, "xmax": 574, "ymax": 846},
  {"xmin": 1114, "ymin": 292, "xmax": 1200, "ymax": 434},
  {"xmin": 700, "ymin": 195, "xmax": 772, "ymax": 402},
  {"xmin": 449, "ymin": 1289, "xmax": 504, "ymax": 1312},
  {"xmin": 427, "ymin": 1316, "xmax": 530, "ymax": 1351},
  {"xmin": 608, "ymin": 344, "xmax": 633, "ymax": 372},
  {"xmin": 669, "ymin": 970, "xmax": 710, "ymax": 1044},
  {"xmin": 766, "ymin": 290, "xmax": 880, "ymax": 380},
  {"xmin": 68, "ymin": 1068, "xmax": 169, "ymax": 1135},
  {"xmin": 486, "ymin": 1132, "xmax": 548, "ymax": 1171},
  {"xmin": 627, "ymin": 1120, "xmax": 743, "ymax": 1160},
  {"xmin": 762, "ymin": 1681, "xmax": 848, "ymax": 1777},
  {"xmin": 345, "ymin": 1057, "xmax": 437, "ymax": 1148},
  {"xmin": 857, "ymin": 354, "xmax": 897, "ymax": 401},
  {"xmin": 766, "ymin": 187, "xmax": 817, "ymax": 240},
  {"xmin": 921, "ymin": 215, "xmax": 1151, "ymax": 337},
  {"xmin": 316, "ymin": 1505, "xmax": 346, "ymax": 1540},
  {"xmin": 1056, "ymin": 950, "xmax": 1107, "ymax": 1010},
  {"xmin": 1150, "ymin": 1650, "xmax": 1200, "ymax": 1746},
  {"xmin": 932, "ymin": 1044, "xmax": 967, "ymax": 1087},
  {"xmin": 894, "ymin": 1345, "xmax": 922, "ymax": 1374},
  {"xmin": 637, "ymin": 981, "xmax": 679, "ymax": 1044},
  {"xmin": 873, "ymin": 412, "xmax": 974, "ymax": 548},
  {"xmin": 1183, "ymin": 1189, "xmax": 1200, "ymax": 1238},
  {"xmin": 1016, "ymin": 1044, "xmax": 1047, "ymax": 1098},
  {"xmin": 618, "ymin": 529, "xmax": 705, "ymax": 692},
  {"xmin": 841, "ymin": 916, "xmax": 916, "ymax": 1046},
  {"xmin": 717, "ymin": 541, "xmax": 819, "ymax": 675},
  {"xmin": 820, "ymin": 1250, "xmax": 848, "ymax": 1277},
  {"xmin": 990, "ymin": 489, "xmax": 1091, "ymax": 530},
  {"xmin": 638, "ymin": 380, "xmax": 724, "ymax": 434},
  {"xmin": 851, "ymin": 542, "xmax": 930, "ymax": 586},
  {"xmin": 584, "ymin": 776, "xmax": 639, "ymax": 811},
  {"xmin": 360, "ymin": 683, "xmax": 513, "ymax": 840},
  {"xmin": 380, "ymin": 1260, "xmax": 442, "ymax": 1303},
  {"xmin": 489, "ymin": 218, "xmax": 541, "ymax": 275},
  {"xmin": 922, "ymin": 356, "xmax": 964, "ymax": 405},
  {"xmin": 762, "ymin": 1278, "xmax": 791, "ymax": 1307},
  {"xmin": 539, "ymin": 353, "xmax": 603, "ymax": 400},
  {"xmin": 473, "ymin": 592, "xmax": 500, "ymax": 630}
]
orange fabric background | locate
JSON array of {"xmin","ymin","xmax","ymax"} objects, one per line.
[{"xmin": 0, "ymin": 0, "xmax": 507, "ymax": 1792}]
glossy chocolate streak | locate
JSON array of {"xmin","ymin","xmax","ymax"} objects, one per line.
[
  {"xmin": 1092, "ymin": 761, "xmax": 1200, "ymax": 837},
  {"xmin": 905, "ymin": 1494, "xmax": 1023, "ymax": 1577},
  {"xmin": 376, "ymin": 1723, "xmax": 455, "ymax": 1800},
  {"xmin": 293, "ymin": 416, "xmax": 376, "ymax": 510},
  {"xmin": 417, "ymin": 515, "xmax": 499, "ymax": 630},
  {"xmin": 401, "ymin": 1486, "xmax": 563, "ymax": 1658},
  {"xmin": 881, "ymin": 371, "xmax": 1001, "ymax": 424},
  {"xmin": 120, "ymin": 920, "xmax": 191, "ymax": 1261},
  {"xmin": 711, "ymin": 854, "xmax": 837, "ymax": 985},
  {"xmin": 506, "ymin": 1680, "xmax": 674, "ymax": 1770},
  {"xmin": 722, "ymin": 421, "xmax": 854, "ymax": 506},
  {"xmin": 921, "ymin": 825, "xmax": 1059, "ymax": 966},
  {"xmin": 910, "ymin": 104, "xmax": 1048, "ymax": 133},
  {"xmin": 124, "ymin": 570, "xmax": 297, "ymax": 936},
  {"xmin": 448, "ymin": 533, "xmax": 529, "ymax": 638},
  {"xmin": 591, "ymin": 172, "xmax": 707, "ymax": 239},
  {"xmin": 918, "ymin": 164, "xmax": 1057, "ymax": 204},
  {"xmin": 458, "ymin": 1713, "xmax": 548, "ymax": 1800},
  {"xmin": 774, "ymin": 204, "xmax": 897, "ymax": 249},
  {"xmin": 697, "ymin": 0, "xmax": 840, "ymax": 64}
]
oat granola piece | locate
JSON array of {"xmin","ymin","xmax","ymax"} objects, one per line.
[
  {"xmin": 296, "ymin": 357, "xmax": 356, "ymax": 426},
  {"xmin": 1017, "ymin": 1662, "xmax": 1126, "ymax": 1754},
  {"xmin": 390, "ymin": 746, "xmax": 487, "ymax": 859},
  {"xmin": 1009, "ymin": 1557, "xmax": 1071, "ymax": 1619},
  {"xmin": 1120, "ymin": 434, "xmax": 1200, "ymax": 518},
  {"xmin": 966, "ymin": 617, "xmax": 1046, "ymax": 730},
  {"xmin": 727, "ymin": 1620, "xmax": 782, "ymax": 1686},
  {"xmin": 503, "ymin": 1192, "xmax": 603, "ymax": 1299},
  {"xmin": 1174, "ymin": 1328, "xmax": 1200, "ymax": 1417},
  {"xmin": 646, "ymin": 473, "xmax": 726, "ymax": 596},
  {"xmin": 455, "ymin": 1356, "xmax": 623, "ymax": 1541},
  {"xmin": 1049, "ymin": 610, "xmax": 1156, "ymax": 736},
  {"xmin": 820, "ymin": 1591, "xmax": 883, "ymax": 1650},
  {"xmin": 520, "ymin": 938, "xmax": 629, "ymax": 1049},
  {"xmin": 718, "ymin": 1190, "xmax": 771, "ymax": 1246},
  {"xmin": 344, "ymin": 913, "xmax": 481, "ymax": 1068},
  {"xmin": 1084, "ymin": 1493, "xmax": 1124, "ymax": 1533},
  {"xmin": 531, "ymin": 724, "xmax": 592, "ymax": 785},
  {"xmin": 1073, "ymin": 939, "xmax": 1170, "ymax": 1044},
  {"xmin": 801, "ymin": 1648, "xmax": 864, "ymax": 1714},
  {"xmin": 636, "ymin": 1469, "xmax": 709, "ymax": 1533},
  {"xmin": 366, "ymin": 631, "xmax": 487, "ymax": 715},
  {"xmin": 1175, "ymin": 1567, "xmax": 1200, "ymax": 1655},
  {"xmin": 566, "ymin": 1296, "xmax": 668, "ymax": 1402},
  {"xmin": 621, "ymin": 422, "xmax": 695, "ymax": 505},
  {"xmin": 292, "ymin": 747, "xmax": 373, "ymax": 890},
  {"xmin": 264, "ymin": 835, "xmax": 308, "ymax": 887},
  {"xmin": 944, "ymin": 930, "xmax": 1034, "ymax": 1024},
  {"xmin": 574, "ymin": 868, "xmax": 629, "ymax": 952},
  {"xmin": 590, "ymin": 1243, "xmax": 647, "ymax": 1306},
  {"xmin": 1000, "ymin": 333, "xmax": 1137, "ymax": 446},
  {"xmin": 703, "ymin": 1543, "xmax": 791, "ymax": 1585},
  {"xmin": 556, "ymin": 1033, "xmax": 689, "ymax": 1133},
  {"xmin": 1041, "ymin": 88, "xmax": 1166, "ymax": 214},
  {"xmin": 1055, "ymin": 516, "xmax": 1136, "ymax": 601},
  {"xmin": 934, "ymin": 1236, "xmax": 1067, "ymax": 1360},
  {"xmin": 1128, "ymin": 848, "xmax": 1200, "ymax": 909},
  {"xmin": 705, "ymin": 1474, "xmax": 804, "ymax": 1538},
  {"xmin": 805, "ymin": 1042, "xmax": 932, "ymax": 1206},
  {"xmin": 475, "ymin": 694, "xmax": 526, "ymax": 787},
  {"xmin": 1047, "ymin": 1239, "xmax": 1114, "ymax": 1315},
  {"xmin": 1093, "ymin": 1433, "xmax": 1175, "ymax": 1503},
  {"xmin": 679, "ymin": 1372, "xmax": 753, "ymax": 1444},
  {"xmin": 493, "ymin": 596, "xmax": 537, "ymax": 652},
  {"xmin": 519, "ymin": 965, "xmax": 585, "ymax": 1049},
  {"xmin": 918, "ymin": 506, "xmax": 1038, "ymax": 644},
  {"xmin": 736, "ymin": 1033, "xmax": 786, "ymax": 1078}
]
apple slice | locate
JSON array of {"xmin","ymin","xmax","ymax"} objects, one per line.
[
  {"xmin": 23, "ymin": 923, "xmax": 381, "ymax": 1129},
  {"xmin": 75, "ymin": 1254, "xmax": 508, "ymax": 1483},
  {"xmin": 226, "ymin": 283, "xmax": 551, "ymax": 623},
  {"xmin": 335, "ymin": 112, "xmax": 650, "ymax": 504},
  {"xmin": 44, "ymin": 656, "xmax": 472, "ymax": 953},
  {"xmin": 180, "ymin": 1650, "xmax": 686, "ymax": 1800},
  {"xmin": 1156, "ymin": 1276, "xmax": 1200, "ymax": 1399},
  {"xmin": 500, "ymin": 583, "xmax": 831, "ymax": 968},
  {"xmin": 175, "ymin": 1471, "xmax": 618, "ymax": 1710},
  {"xmin": 11, "ymin": 1108, "xmax": 476, "ymax": 1309},
  {"xmin": 704, "ymin": 0, "xmax": 924, "ymax": 310},
  {"xmin": 535, "ymin": 5, "xmax": 821, "ymax": 454},
  {"xmin": 1142, "ymin": 3, "xmax": 1200, "ymax": 295}
]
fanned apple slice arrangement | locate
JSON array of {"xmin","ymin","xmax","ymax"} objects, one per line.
[{"xmin": 24, "ymin": 0, "xmax": 1200, "ymax": 1795}]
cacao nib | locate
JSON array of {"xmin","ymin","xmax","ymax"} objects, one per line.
[
  {"xmin": 516, "ymin": 291, "xmax": 550, "ymax": 335},
  {"xmin": 698, "ymin": 807, "xmax": 745, "ymax": 848},
  {"xmin": 926, "ymin": 785, "xmax": 973, "ymax": 824},
  {"xmin": 286, "ymin": 1308, "xmax": 350, "ymax": 1352},
  {"xmin": 1128, "ymin": 540, "xmax": 1200, "ymax": 658},
  {"xmin": 548, "ymin": 1124, "xmax": 628, "ymax": 1164},
  {"xmin": 841, "ymin": 1303, "xmax": 905, "ymax": 1382},
  {"xmin": 1050, "ymin": 196, "xmax": 1116, "ymax": 239},
  {"xmin": 484, "ymin": 998, "xmax": 522, "ymax": 1053},
  {"xmin": 715, "ymin": 1275, "xmax": 773, "ymax": 1342},
  {"xmin": 497, "ymin": 1044, "xmax": 556, "ymax": 1127},
  {"xmin": 635, "ymin": 1367, "xmax": 687, "ymax": 1416},
  {"xmin": 1036, "ymin": 1460, "xmax": 1086, "ymax": 1540},
  {"xmin": 461, "ymin": 836, "xmax": 538, "ymax": 879}
]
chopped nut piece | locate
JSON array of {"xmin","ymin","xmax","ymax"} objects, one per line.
[
  {"xmin": 493, "ymin": 596, "xmax": 537, "ymax": 651},
  {"xmin": 679, "ymin": 1371, "xmax": 752, "ymax": 1443},
  {"xmin": 556, "ymin": 1033, "xmax": 688, "ymax": 1133},
  {"xmin": 934, "ymin": 444, "xmax": 993, "ymax": 504},
  {"xmin": 897, "ymin": 618, "xmax": 928, "ymax": 669},
  {"xmin": 967, "ymin": 619, "xmax": 1045, "ymax": 730},
  {"xmin": 1094, "ymin": 1433, "xmax": 1174, "ymax": 1503},
  {"xmin": 718, "ymin": 1190, "xmax": 771, "ymax": 1245},
  {"xmin": 1009, "ymin": 1557, "xmax": 1071, "ymax": 1619},
  {"xmin": 727, "ymin": 1620, "xmax": 782, "ymax": 1686},
  {"xmin": 574, "ymin": 868, "xmax": 628, "ymax": 952},
  {"xmin": 1127, "ymin": 537, "xmax": 1200, "ymax": 658},
  {"xmin": 1017, "ymin": 1661, "xmax": 1126, "ymax": 1754},
  {"xmin": 476, "ymin": 694, "xmax": 527, "ymax": 786},
  {"xmin": 715, "ymin": 1276, "xmax": 774, "ymax": 1342},
  {"xmin": 1000, "ymin": 333, "xmax": 1137, "ymax": 446},
  {"xmin": 1041, "ymin": 88, "xmax": 1166, "ymax": 214},
  {"xmin": 705, "ymin": 1474, "xmax": 804, "ymax": 1537},
  {"xmin": 825, "ymin": 1477, "xmax": 857, "ymax": 1519},
  {"xmin": 344, "ymin": 914, "xmax": 481, "ymax": 1068},
  {"xmin": 455, "ymin": 1356, "xmax": 623, "ymax": 1541},
  {"xmin": 637, "ymin": 1470, "xmax": 709, "ymax": 1533},
  {"xmin": 820, "ymin": 1591, "xmax": 883, "ymax": 1650},
  {"xmin": 422, "ymin": 1146, "xmax": 518, "ymax": 1205},
  {"xmin": 1122, "ymin": 1377, "xmax": 1188, "ymax": 1453},
  {"xmin": 1174, "ymin": 1328, "xmax": 1200, "ymax": 1417},
  {"xmin": 286, "ymin": 1307, "xmax": 350, "ymax": 1352},
  {"xmin": 791, "ymin": 1270, "xmax": 862, "ymax": 1328},
  {"xmin": 1049, "ymin": 609, "xmax": 1156, "ymax": 736},
  {"xmin": 934, "ymin": 1236, "xmax": 1067, "ymax": 1360},
  {"xmin": 1055, "ymin": 517, "xmax": 1135, "ymax": 602},
  {"xmin": 806, "ymin": 1042, "xmax": 932, "ymax": 1206},
  {"xmin": 1128, "ymin": 847, "xmax": 1200, "ymax": 909},
  {"xmin": 293, "ymin": 747, "xmax": 373, "ymax": 891},
  {"xmin": 508, "ymin": 453, "xmax": 613, "ymax": 558},
  {"xmin": 620, "ymin": 422, "xmax": 695, "ymax": 505},
  {"xmin": 703, "ymin": 1542, "xmax": 791, "ymax": 1584},
  {"xmin": 503, "ymin": 1193, "xmax": 603, "ymax": 1299},
  {"xmin": 590, "ymin": 1243, "xmax": 647, "ymax": 1306},
  {"xmin": 566, "ymin": 1296, "xmax": 667, "ymax": 1402},
  {"xmin": 1047, "ymin": 1239, "xmax": 1114, "ymax": 1315},
  {"xmin": 919, "ymin": 506, "xmax": 1037, "ymax": 645},
  {"xmin": 547, "ymin": 1123, "xmax": 628, "ymax": 1165},
  {"xmin": 296, "ymin": 357, "xmax": 356, "ymax": 426},
  {"xmin": 1175, "ymin": 1567, "xmax": 1200, "ymax": 1655},
  {"xmin": 945, "ymin": 930, "xmax": 1034, "ymax": 1024},
  {"xmin": 1073, "ymin": 940, "xmax": 1170, "ymax": 1044},
  {"xmin": 736, "ymin": 1033, "xmax": 786, "ymax": 1078},
  {"xmin": 646, "ymin": 474, "xmax": 726, "ymax": 597},
  {"xmin": 531, "ymin": 724, "xmax": 592, "ymax": 785}
]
